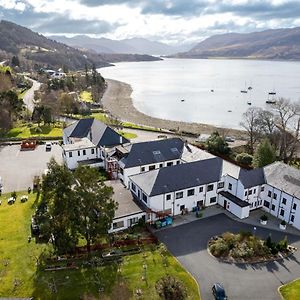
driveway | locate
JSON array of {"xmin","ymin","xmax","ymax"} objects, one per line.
[
  {"xmin": 0, "ymin": 144, "xmax": 63, "ymax": 193},
  {"xmin": 155, "ymin": 214, "xmax": 300, "ymax": 300},
  {"xmin": 23, "ymin": 77, "xmax": 41, "ymax": 112}
]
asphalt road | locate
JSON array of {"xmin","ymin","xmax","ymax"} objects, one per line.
[
  {"xmin": 23, "ymin": 77, "xmax": 41, "ymax": 112},
  {"xmin": 0, "ymin": 144, "xmax": 63, "ymax": 193},
  {"xmin": 155, "ymin": 214, "xmax": 300, "ymax": 300}
]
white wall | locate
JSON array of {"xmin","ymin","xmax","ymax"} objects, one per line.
[
  {"xmin": 218, "ymin": 194, "xmax": 249, "ymax": 219},
  {"xmin": 63, "ymin": 147, "xmax": 99, "ymax": 169},
  {"xmin": 109, "ymin": 212, "xmax": 146, "ymax": 233}
]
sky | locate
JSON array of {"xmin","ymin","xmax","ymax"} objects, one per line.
[{"xmin": 0, "ymin": 0, "xmax": 300, "ymax": 45}]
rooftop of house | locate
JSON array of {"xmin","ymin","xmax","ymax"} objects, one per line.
[
  {"xmin": 239, "ymin": 168, "xmax": 265, "ymax": 189},
  {"xmin": 130, "ymin": 157, "xmax": 223, "ymax": 197},
  {"xmin": 105, "ymin": 180, "xmax": 144, "ymax": 219},
  {"xmin": 64, "ymin": 118, "xmax": 129, "ymax": 148},
  {"xmin": 121, "ymin": 138, "xmax": 184, "ymax": 169},
  {"xmin": 62, "ymin": 138, "xmax": 95, "ymax": 151},
  {"xmin": 181, "ymin": 143, "xmax": 215, "ymax": 163},
  {"xmin": 264, "ymin": 161, "xmax": 300, "ymax": 199}
]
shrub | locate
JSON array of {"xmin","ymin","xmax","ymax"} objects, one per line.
[
  {"xmin": 281, "ymin": 220, "xmax": 287, "ymax": 226},
  {"xmin": 155, "ymin": 275, "xmax": 187, "ymax": 300},
  {"xmin": 209, "ymin": 240, "xmax": 229, "ymax": 257},
  {"xmin": 236, "ymin": 153, "xmax": 253, "ymax": 165},
  {"xmin": 34, "ymin": 126, "xmax": 43, "ymax": 134},
  {"xmin": 260, "ymin": 214, "xmax": 268, "ymax": 221},
  {"xmin": 277, "ymin": 236, "xmax": 288, "ymax": 252},
  {"xmin": 11, "ymin": 191, "xmax": 17, "ymax": 199}
]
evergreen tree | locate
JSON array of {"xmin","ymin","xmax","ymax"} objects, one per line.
[
  {"xmin": 253, "ymin": 139, "xmax": 276, "ymax": 168},
  {"xmin": 206, "ymin": 131, "xmax": 231, "ymax": 155}
]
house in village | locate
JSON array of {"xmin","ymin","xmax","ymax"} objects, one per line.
[{"xmin": 62, "ymin": 118, "xmax": 129, "ymax": 177}]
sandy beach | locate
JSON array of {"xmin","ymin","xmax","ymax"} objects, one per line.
[{"xmin": 102, "ymin": 79, "xmax": 246, "ymax": 137}]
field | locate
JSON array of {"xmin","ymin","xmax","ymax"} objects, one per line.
[
  {"xmin": 6, "ymin": 124, "xmax": 63, "ymax": 139},
  {"xmin": 0, "ymin": 192, "xmax": 200, "ymax": 299},
  {"xmin": 279, "ymin": 279, "xmax": 300, "ymax": 300}
]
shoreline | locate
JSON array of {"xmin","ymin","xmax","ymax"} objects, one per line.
[{"xmin": 101, "ymin": 79, "xmax": 246, "ymax": 137}]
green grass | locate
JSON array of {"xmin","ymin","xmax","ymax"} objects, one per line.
[
  {"xmin": 118, "ymin": 131, "xmax": 138, "ymax": 140},
  {"xmin": 6, "ymin": 124, "xmax": 63, "ymax": 138},
  {"xmin": 80, "ymin": 91, "xmax": 93, "ymax": 103},
  {"xmin": 18, "ymin": 89, "xmax": 28, "ymax": 100},
  {"xmin": 91, "ymin": 112, "xmax": 109, "ymax": 123},
  {"xmin": 279, "ymin": 279, "xmax": 300, "ymax": 300},
  {"xmin": 0, "ymin": 192, "xmax": 200, "ymax": 299}
]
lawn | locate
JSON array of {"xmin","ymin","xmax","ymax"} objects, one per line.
[
  {"xmin": 0, "ymin": 192, "xmax": 200, "ymax": 299},
  {"xmin": 118, "ymin": 131, "xmax": 138, "ymax": 140},
  {"xmin": 80, "ymin": 91, "xmax": 93, "ymax": 103},
  {"xmin": 279, "ymin": 279, "xmax": 300, "ymax": 300},
  {"xmin": 6, "ymin": 124, "xmax": 63, "ymax": 139}
]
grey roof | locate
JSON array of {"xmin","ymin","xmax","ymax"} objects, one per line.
[
  {"xmin": 64, "ymin": 118, "xmax": 129, "ymax": 147},
  {"xmin": 219, "ymin": 191, "xmax": 250, "ymax": 208},
  {"xmin": 238, "ymin": 168, "xmax": 265, "ymax": 188},
  {"xmin": 123, "ymin": 138, "xmax": 184, "ymax": 169},
  {"xmin": 264, "ymin": 162, "xmax": 300, "ymax": 199},
  {"xmin": 130, "ymin": 157, "xmax": 223, "ymax": 196}
]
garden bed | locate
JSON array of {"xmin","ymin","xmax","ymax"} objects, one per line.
[{"xmin": 208, "ymin": 231, "xmax": 296, "ymax": 264}]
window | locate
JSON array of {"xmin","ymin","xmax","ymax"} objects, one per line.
[
  {"xmin": 250, "ymin": 203, "xmax": 253, "ymax": 208},
  {"xmin": 207, "ymin": 184, "xmax": 214, "ymax": 192},
  {"xmin": 142, "ymin": 193, "xmax": 147, "ymax": 203},
  {"xmin": 199, "ymin": 187, "xmax": 203, "ymax": 193},
  {"xmin": 113, "ymin": 220, "xmax": 124, "ymax": 229},
  {"xmin": 69, "ymin": 152, "xmax": 72, "ymax": 158},
  {"xmin": 282, "ymin": 198, "xmax": 287, "ymax": 205},
  {"xmin": 264, "ymin": 200, "xmax": 270, "ymax": 208},
  {"xmin": 228, "ymin": 183, "xmax": 232, "ymax": 191},
  {"xmin": 210, "ymin": 197, "xmax": 217, "ymax": 204},
  {"xmin": 129, "ymin": 217, "xmax": 139, "ymax": 226},
  {"xmin": 261, "ymin": 186, "xmax": 265, "ymax": 192},
  {"xmin": 293, "ymin": 203, "xmax": 297, "ymax": 210},
  {"xmin": 167, "ymin": 162, "xmax": 173, "ymax": 167},
  {"xmin": 273, "ymin": 193, "xmax": 277, "ymax": 200},
  {"xmin": 271, "ymin": 204, "xmax": 275, "ymax": 211},
  {"xmin": 187, "ymin": 189, "xmax": 195, "ymax": 197},
  {"xmin": 291, "ymin": 215, "xmax": 295, "ymax": 223},
  {"xmin": 83, "ymin": 149, "xmax": 86, "ymax": 155},
  {"xmin": 253, "ymin": 189, "xmax": 256, "ymax": 194},
  {"xmin": 217, "ymin": 182, "xmax": 224, "ymax": 189},
  {"xmin": 141, "ymin": 167, "xmax": 145, "ymax": 172},
  {"xmin": 244, "ymin": 191, "xmax": 247, "ymax": 196},
  {"xmin": 120, "ymin": 168, "xmax": 124, "ymax": 175},
  {"xmin": 268, "ymin": 191, "xmax": 272, "ymax": 197},
  {"xmin": 149, "ymin": 165, "xmax": 155, "ymax": 171},
  {"xmin": 166, "ymin": 194, "xmax": 171, "ymax": 201},
  {"xmin": 175, "ymin": 192, "xmax": 183, "ymax": 199},
  {"xmin": 131, "ymin": 183, "xmax": 136, "ymax": 192},
  {"xmin": 91, "ymin": 148, "xmax": 95, "ymax": 154},
  {"xmin": 177, "ymin": 160, "xmax": 180, "ymax": 165},
  {"xmin": 248, "ymin": 189, "xmax": 253, "ymax": 195},
  {"xmin": 78, "ymin": 150, "xmax": 80, "ymax": 156},
  {"xmin": 280, "ymin": 209, "xmax": 285, "ymax": 217},
  {"xmin": 159, "ymin": 163, "xmax": 163, "ymax": 168}
]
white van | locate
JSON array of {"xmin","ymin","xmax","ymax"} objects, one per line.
[{"xmin": 0, "ymin": 176, "xmax": 3, "ymax": 193}]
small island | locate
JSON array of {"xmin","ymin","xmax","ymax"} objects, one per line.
[{"xmin": 208, "ymin": 231, "xmax": 295, "ymax": 264}]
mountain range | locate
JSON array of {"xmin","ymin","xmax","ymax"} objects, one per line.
[
  {"xmin": 49, "ymin": 35, "xmax": 192, "ymax": 55},
  {"xmin": 175, "ymin": 27, "xmax": 300, "ymax": 60},
  {"xmin": 0, "ymin": 20, "xmax": 161, "ymax": 71}
]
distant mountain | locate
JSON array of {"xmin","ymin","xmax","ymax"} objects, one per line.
[
  {"xmin": 50, "ymin": 35, "xmax": 192, "ymax": 55},
  {"xmin": 175, "ymin": 27, "xmax": 300, "ymax": 60},
  {"xmin": 0, "ymin": 20, "xmax": 161, "ymax": 71}
]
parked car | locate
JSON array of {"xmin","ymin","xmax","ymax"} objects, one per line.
[
  {"xmin": 212, "ymin": 283, "xmax": 228, "ymax": 300},
  {"xmin": 225, "ymin": 136, "xmax": 235, "ymax": 143},
  {"xmin": 7, "ymin": 197, "xmax": 16, "ymax": 205},
  {"xmin": 45, "ymin": 142, "xmax": 52, "ymax": 151}
]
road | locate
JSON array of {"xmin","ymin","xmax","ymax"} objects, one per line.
[
  {"xmin": 156, "ymin": 214, "xmax": 300, "ymax": 300},
  {"xmin": 23, "ymin": 77, "xmax": 41, "ymax": 112}
]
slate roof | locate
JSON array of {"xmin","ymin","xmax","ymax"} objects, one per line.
[
  {"xmin": 264, "ymin": 162, "xmax": 300, "ymax": 199},
  {"xmin": 219, "ymin": 191, "xmax": 250, "ymax": 208},
  {"xmin": 122, "ymin": 138, "xmax": 184, "ymax": 169},
  {"xmin": 130, "ymin": 157, "xmax": 223, "ymax": 196},
  {"xmin": 238, "ymin": 168, "xmax": 265, "ymax": 188},
  {"xmin": 64, "ymin": 118, "xmax": 129, "ymax": 147}
]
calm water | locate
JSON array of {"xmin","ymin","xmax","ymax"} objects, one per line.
[{"xmin": 99, "ymin": 58, "xmax": 300, "ymax": 129}]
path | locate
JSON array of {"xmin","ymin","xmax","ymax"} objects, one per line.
[{"xmin": 23, "ymin": 77, "xmax": 41, "ymax": 112}]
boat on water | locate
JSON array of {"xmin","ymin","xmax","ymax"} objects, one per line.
[
  {"xmin": 247, "ymin": 101, "xmax": 252, "ymax": 105},
  {"xmin": 248, "ymin": 86, "xmax": 253, "ymax": 90},
  {"xmin": 266, "ymin": 99, "xmax": 276, "ymax": 104},
  {"xmin": 181, "ymin": 99, "xmax": 185, "ymax": 102},
  {"xmin": 241, "ymin": 90, "xmax": 247, "ymax": 93},
  {"xmin": 211, "ymin": 89, "xmax": 214, "ymax": 92},
  {"xmin": 268, "ymin": 91, "xmax": 276, "ymax": 95}
]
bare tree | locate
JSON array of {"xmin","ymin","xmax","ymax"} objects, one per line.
[
  {"xmin": 240, "ymin": 107, "xmax": 262, "ymax": 154},
  {"xmin": 272, "ymin": 98, "xmax": 300, "ymax": 162}
]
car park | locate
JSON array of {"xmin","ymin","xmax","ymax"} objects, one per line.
[{"xmin": 212, "ymin": 283, "xmax": 228, "ymax": 300}]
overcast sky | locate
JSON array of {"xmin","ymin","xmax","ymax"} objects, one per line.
[{"xmin": 1, "ymin": 0, "xmax": 300, "ymax": 44}]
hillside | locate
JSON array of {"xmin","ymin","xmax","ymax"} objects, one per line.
[
  {"xmin": 175, "ymin": 27, "xmax": 300, "ymax": 60},
  {"xmin": 50, "ymin": 35, "xmax": 191, "ymax": 55},
  {"xmin": 0, "ymin": 20, "xmax": 161, "ymax": 71}
]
